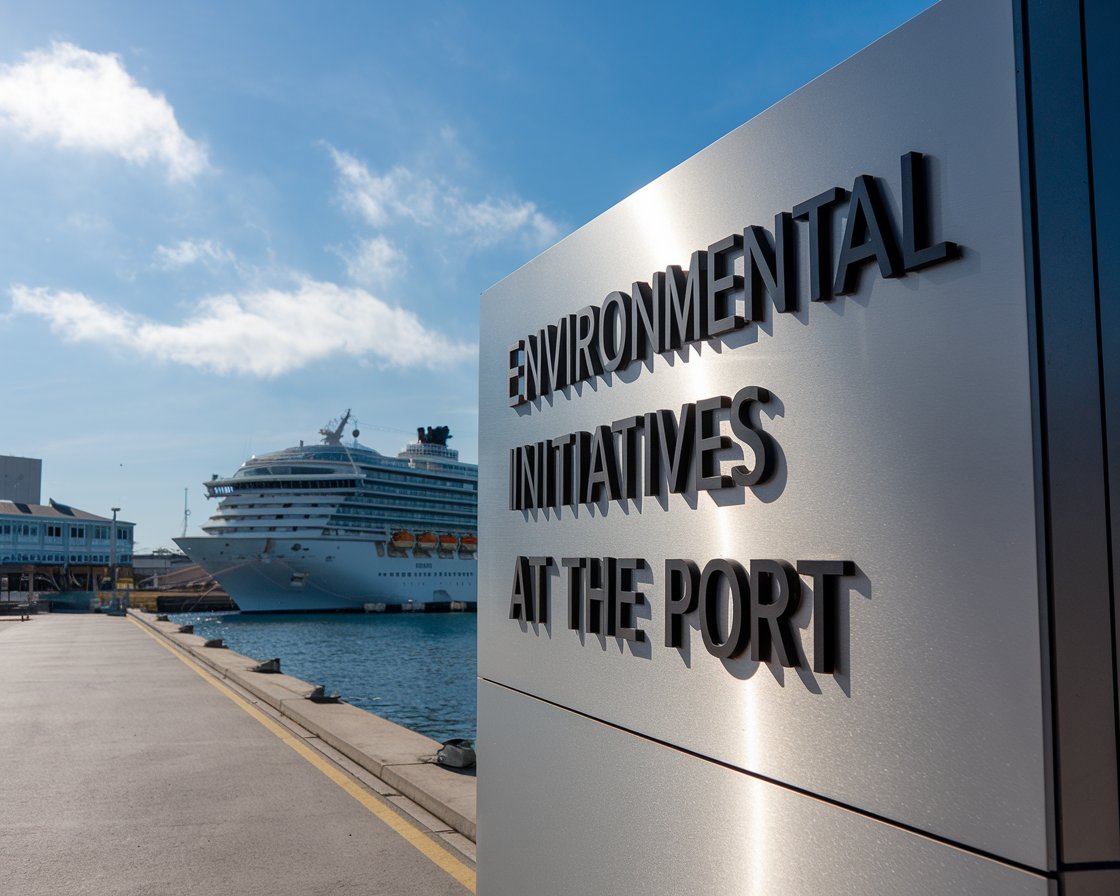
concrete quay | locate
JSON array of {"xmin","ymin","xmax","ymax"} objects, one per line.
[
  {"xmin": 130, "ymin": 610, "xmax": 477, "ymax": 842},
  {"xmin": 0, "ymin": 611, "xmax": 476, "ymax": 895}
]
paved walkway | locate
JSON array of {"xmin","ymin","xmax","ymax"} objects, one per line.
[{"xmin": 0, "ymin": 614, "xmax": 474, "ymax": 896}]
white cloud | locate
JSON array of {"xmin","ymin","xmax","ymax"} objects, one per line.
[
  {"xmin": 11, "ymin": 285, "xmax": 132, "ymax": 342},
  {"xmin": 0, "ymin": 42, "xmax": 207, "ymax": 182},
  {"xmin": 338, "ymin": 236, "xmax": 406, "ymax": 287},
  {"xmin": 329, "ymin": 146, "xmax": 559, "ymax": 249},
  {"xmin": 454, "ymin": 195, "xmax": 559, "ymax": 248},
  {"xmin": 154, "ymin": 239, "xmax": 235, "ymax": 270},
  {"xmin": 11, "ymin": 281, "xmax": 475, "ymax": 377}
]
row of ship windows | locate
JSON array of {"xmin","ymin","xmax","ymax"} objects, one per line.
[
  {"xmin": 222, "ymin": 480, "xmax": 356, "ymax": 493},
  {"xmin": 217, "ymin": 482, "xmax": 475, "ymax": 507},
  {"xmin": 359, "ymin": 488, "xmax": 478, "ymax": 504},
  {"xmin": 340, "ymin": 514, "xmax": 475, "ymax": 528},
  {"xmin": 379, "ymin": 571, "xmax": 472, "ymax": 578},
  {"xmin": 217, "ymin": 470, "xmax": 475, "ymax": 492},
  {"xmin": 218, "ymin": 504, "xmax": 331, "ymax": 513},
  {"xmin": 407, "ymin": 463, "xmax": 475, "ymax": 475},
  {"xmin": 335, "ymin": 508, "xmax": 475, "ymax": 523},
  {"xmin": 0, "ymin": 523, "xmax": 131, "ymax": 541},
  {"xmin": 225, "ymin": 474, "xmax": 473, "ymax": 493},
  {"xmin": 343, "ymin": 495, "xmax": 475, "ymax": 512},
  {"xmin": 217, "ymin": 499, "xmax": 472, "ymax": 517},
  {"xmin": 214, "ymin": 517, "xmax": 471, "ymax": 531},
  {"xmin": 0, "ymin": 554, "xmax": 132, "ymax": 565},
  {"xmin": 234, "ymin": 465, "xmax": 337, "ymax": 477},
  {"xmin": 214, "ymin": 506, "xmax": 472, "ymax": 523},
  {"xmin": 214, "ymin": 514, "xmax": 325, "ymax": 522},
  {"xmin": 265, "ymin": 449, "xmax": 473, "ymax": 478},
  {"xmin": 359, "ymin": 471, "xmax": 476, "ymax": 490},
  {"xmin": 326, "ymin": 528, "xmax": 471, "ymax": 538},
  {"xmin": 206, "ymin": 522, "xmax": 469, "ymax": 535},
  {"xmin": 237, "ymin": 462, "xmax": 477, "ymax": 482},
  {"xmin": 201, "ymin": 524, "xmax": 313, "ymax": 533},
  {"xmin": 206, "ymin": 526, "xmax": 317, "ymax": 533}
]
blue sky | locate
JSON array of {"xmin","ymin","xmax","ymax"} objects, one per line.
[{"xmin": 0, "ymin": 0, "xmax": 933, "ymax": 550}]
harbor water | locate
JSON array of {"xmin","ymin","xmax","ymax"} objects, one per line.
[{"xmin": 170, "ymin": 611, "xmax": 476, "ymax": 742}]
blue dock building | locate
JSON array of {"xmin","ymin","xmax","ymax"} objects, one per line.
[{"xmin": 0, "ymin": 455, "xmax": 134, "ymax": 604}]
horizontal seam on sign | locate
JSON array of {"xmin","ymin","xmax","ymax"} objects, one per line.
[
  {"xmin": 481, "ymin": 676, "xmax": 1052, "ymax": 880},
  {"xmin": 132, "ymin": 617, "xmax": 476, "ymax": 892}
]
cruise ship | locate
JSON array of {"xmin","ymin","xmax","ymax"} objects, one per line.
[{"xmin": 175, "ymin": 412, "xmax": 477, "ymax": 613}]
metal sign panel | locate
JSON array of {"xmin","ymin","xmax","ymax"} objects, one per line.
[
  {"xmin": 478, "ymin": 682, "xmax": 1052, "ymax": 896},
  {"xmin": 479, "ymin": 0, "xmax": 1051, "ymax": 884}
]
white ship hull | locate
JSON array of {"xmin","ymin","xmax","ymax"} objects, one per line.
[{"xmin": 175, "ymin": 535, "xmax": 476, "ymax": 613}]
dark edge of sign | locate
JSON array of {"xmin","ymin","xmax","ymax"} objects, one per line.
[{"xmin": 1017, "ymin": 0, "xmax": 1120, "ymax": 878}]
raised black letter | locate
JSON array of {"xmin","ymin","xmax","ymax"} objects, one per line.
[
  {"xmin": 541, "ymin": 321, "xmax": 569, "ymax": 395},
  {"xmin": 695, "ymin": 395, "xmax": 732, "ymax": 491},
  {"xmin": 631, "ymin": 279, "xmax": 660, "ymax": 358},
  {"xmin": 598, "ymin": 290, "xmax": 632, "ymax": 373},
  {"xmin": 643, "ymin": 405, "xmax": 696, "ymax": 496},
  {"xmin": 563, "ymin": 557, "xmax": 586, "ymax": 631},
  {"xmin": 585, "ymin": 557, "xmax": 616, "ymax": 636},
  {"xmin": 574, "ymin": 306, "xmax": 603, "ymax": 383},
  {"xmin": 707, "ymin": 234, "xmax": 744, "ymax": 335},
  {"xmin": 585, "ymin": 424, "xmax": 622, "ymax": 504},
  {"xmin": 664, "ymin": 559, "xmax": 699, "ymax": 648},
  {"xmin": 797, "ymin": 559, "xmax": 853, "ymax": 674},
  {"xmin": 901, "ymin": 151, "xmax": 960, "ymax": 271},
  {"xmin": 507, "ymin": 340, "xmax": 525, "ymax": 407},
  {"xmin": 730, "ymin": 386, "xmax": 775, "ymax": 486},
  {"xmin": 612, "ymin": 415, "xmax": 644, "ymax": 500},
  {"xmin": 833, "ymin": 174, "xmax": 902, "ymax": 296},
  {"xmin": 699, "ymin": 559, "xmax": 750, "ymax": 659},
  {"xmin": 509, "ymin": 556, "xmax": 533, "ymax": 621},
  {"xmin": 793, "ymin": 187, "xmax": 846, "ymax": 302},
  {"xmin": 614, "ymin": 558, "xmax": 646, "ymax": 642},
  {"xmin": 750, "ymin": 560, "xmax": 801, "ymax": 666},
  {"xmin": 663, "ymin": 252, "xmax": 709, "ymax": 349},
  {"xmin": 744, "ymin": 212, "xmax": 796, "ymax": 315}
]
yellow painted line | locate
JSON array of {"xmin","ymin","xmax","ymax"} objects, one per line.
[{"xmin": 129, "ymin": 616, "xmax": 476, "ymax": 892}]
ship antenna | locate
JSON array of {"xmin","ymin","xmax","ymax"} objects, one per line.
[
  {"xmin": 335, "ymin": 412, "xmax": 363, "ymax": 476},
  {"xmin": 181, "ymin": 487, "xmax": 191, "ymax": 537}
]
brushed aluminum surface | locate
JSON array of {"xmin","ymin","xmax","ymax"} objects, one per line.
[
  {"xmin": 478, "ymin": 683, "xmax": 1052, "ymax": 896},
  {"xmin": 480, "ymin": 0, "xmax": 1049, "ymax": 871}
]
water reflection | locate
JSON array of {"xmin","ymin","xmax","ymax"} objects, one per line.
[{"xmin": 172, "ymin": 611, "xmax": 477, "ymax": 741}]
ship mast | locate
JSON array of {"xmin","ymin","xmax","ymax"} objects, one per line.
[{"xmin": 319, "ymin": 410, "xmax": 351, "ymax": 446}]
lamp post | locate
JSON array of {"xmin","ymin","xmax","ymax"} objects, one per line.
[{"xmin": 110, "ymin": 507, "xmax": 120, "ymax": 604}]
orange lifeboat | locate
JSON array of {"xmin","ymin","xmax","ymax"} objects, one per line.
[
  {"xmin": 459, "ymin": 534, "xmax": 477, "ymax": 554},
  {"xmin": 438, "ymin": 534, "xmax": 459, "ymax": 553},
  {"xmin": 416, "ymin": 532, "xmax": 438, "ymax": 552},
  {"xmin": 390, "ymin": 530, "xmax": 415, "ymax": 550}
]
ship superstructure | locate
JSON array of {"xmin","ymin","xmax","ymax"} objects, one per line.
[{"xmin": 175, "ymin": 412, "xmax": 477, "ymax": 612}]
